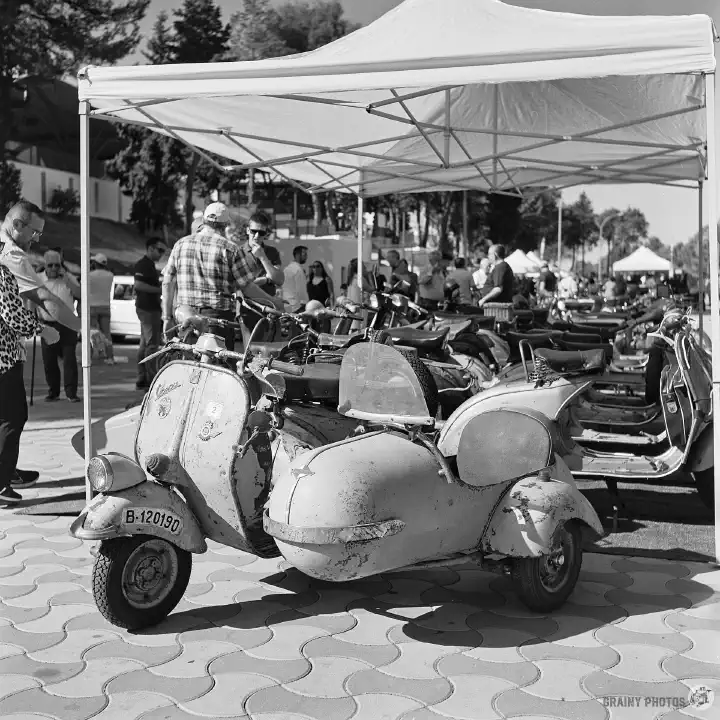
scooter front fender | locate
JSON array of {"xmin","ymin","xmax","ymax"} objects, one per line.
[
  {"xmin": 482, "ymin": 463, "xmax": 604, "ymax": 558},
  {"xmin": 686, "ymin": 423, "xmax": 713, "ymax": 472},
  {"xmin": 69, "ymin": 482, "xmax": 207, "ymax": 554}
]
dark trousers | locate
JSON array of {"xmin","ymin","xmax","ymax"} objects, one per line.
[
  {"xmin": 191, "ymin": 307, "xmax": 236, "ymax": 350},
  {"xmin": 0, "ymin": 363, "xmax": 28, "ymax": 489},
  {"xmin": 136, "ymin": 308, "xmax": 163, "ymax": 385},
  {"xmin": 41, "ymin": 323, "xmax": 78, "ymax": 398}
]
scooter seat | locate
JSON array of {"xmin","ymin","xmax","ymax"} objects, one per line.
[
  {"xmin": 534, "ymin": 348, "xmax": 606, "ymax": 375},
  {"xmin": 457, "ymin": 407, "xmax": 555, "ymax": 487},
  {"xmin": 561, "ymin": 332, "xmax": 603, "ymax": 345},
  {"xmin": 569, "ymin": 323, "xmax": 620, "ymax": 341},
  {"xmin": 434, "ymin": 311, "xmax": 495, "ymax": 329},
  {"xmin": 281, "ymin": 362, "xmax": 340, "ymax": 402},
  {"xmin": 388, "ymin": 326, "xmax": 449, "ymax": 351},
  {"xmin": 506, "ymin": 331, "xmax": 555, "ymax": 348}
]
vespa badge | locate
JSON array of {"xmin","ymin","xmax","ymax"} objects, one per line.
[
  {"xmin": 198, "ymin": 420, "xmax": 221, "ymax": 441},
  {"xmin": 667, "ymin": 401, "xmax": 678, "ymax": 414},
  {"xmin": 157, "ymin": 397, "xmax": 172, "ymax": 418}
]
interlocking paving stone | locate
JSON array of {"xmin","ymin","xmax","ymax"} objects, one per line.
[
  {"xmin": 611, "ymin": 605, "xmax": 678, "ymax": 634},
  {"xmin": 284, "ymin": 656, "xmax": 371, "ymax": 697},
  {"xmin": 177, "ymin": 622, "xmax": 273, "ymax": 651},
  {"xmin": 346, "ymin": 669, "xmax": 453, "ymax": 704},
  {"xmin": 351, "ymin": 693, "xmax": 423, "ymax": 720},
  {"xmin": 244, "ymin": 686, "xmax": 357, "ymax": 720},
  {"xmin": 662, "ymin": 653, "xmax": 720, "ymax": 680},
  {"xmin": 11, "ymin": 603, "xmax": 96, "ymax": 633},
  {"xmin": 461, "ymin": 627, "xmax": 535, "ymax": 663},
  {"xmin": 436, "ymin": 652, "xmax": 539, "ymax": 685},
  {"xmin": 0, "ymin": 599, "xmax": 51, "ymax": 625},
  {"xmin": 210, "ymin": 649, "xmax": 310, "ymax": 683},
  {"xmin": 148, "ymin": 639, "xmax": 239, "ymax": 677},
  {"xmin": 431, "ymin": 675, "xmax": 516, "ymax": 719},
  {"xmin": 666, "ymin": 577, "xmax": 719, "ymax": 604},
  {"xmin": 105, "ymin": 669, "xmax": 214, "ymax": 702},
  {"xmin": 267, "ymin": 607, "xmax": 358, "ymax": 635},
  {"xmin": 565, "ymin": 580, "xmax": 616, "ymax": 607},
  {"xmin": 680, "ymin": 630, "xmax": 720, "ymax": 664},
  {"xmin": 27, "ymin": 629, "xmax": 118, "ymax": 663},
  {"xmin": 594, "ymin": 623, "xmax": 693, "ymax": 652},
  {"xmin": 519, "ymin": 639, "xmax": 620, "ymax": 669},
  {"xmin": 0, "ymin": 675, "xmax": 41, "ymax": 701},
  {"xmin": 245, "ymin": 625, "xmax": 331, "ymax": 660},
  {"xmin": 84, "ymin": 637, "xmax": 182, "ymax": 665},
  {"xmin": 0, "ymin": 623, "xmax": 66, "ymax": 652},
  {"xmin": 302, "ymin": 634, "xmax": 400, "ymax": 665},
  {"xmin": 0, "ymin": 652, "xmax": 85, "ymax": 684},
  {"xmin": 386, "ymin": 623, "xmax": 482, "ymax": 649},
  {"xmin": 180, "ymin": 672, "xmax": 277, "ymax": 717},
  {"xmin": 340, "ymin": 604, "xmax": 407, "ymax": 645},
  {"xmin": 582, "ymin": 671, "xmax": 692, "ymax": 702},
  {"xmin": 0, "ymin": 688, "xmax": 107, "ymax": 720},
  {"xmin": 681, "ymin": 601, "xmax": 720, "ymax": 620},
  {"xmin": 664, "ymin": 611, "xmax": 720, "ymax": 633},
  {"xmin": 603, "ymin": 643, "xmax": 677, "ymax": 682},
  {"xmin": 611, "ymin": 558, "xmax": 692, "ymax": 578},
  {"xmin": 376, "ymin": 643, "xmax": 460, "ymax": 680},
  {"xmin": 139, "ymin": 706, "xmax": 245, "ymax": 720},
  {"xmin": 494, "ymin": 690, "xmax": 608, "ymax": 720},
  {"xmin": 45, "ymin": 658, "xmax": 147, "ymax": 698},
  {"xmin": 96, "ymin": 691, "xmax": 176, "ymax": 720},
  {"xmin": 522, "ymin": 659, "xmax": 597, "ymax": 700}
]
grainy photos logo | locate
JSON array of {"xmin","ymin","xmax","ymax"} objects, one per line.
[{"xmin": 601, "ymin": 687, "xmax": 714, "ymax": 712}]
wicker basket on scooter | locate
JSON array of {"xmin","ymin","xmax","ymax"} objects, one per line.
[{"xmin": 482, "ymin": 302, "xmax": 515, "ymax": 322}]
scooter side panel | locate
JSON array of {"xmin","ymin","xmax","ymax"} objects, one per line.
[
  {"xmin": 266, "ymin": 432, "xmax": 505, "ymax": 581},
  {"xmin": 438, "ymin": 377, "xmax": 587, "ymax": 457}
]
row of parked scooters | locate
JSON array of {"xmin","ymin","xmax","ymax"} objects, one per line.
[{"xmin": 67, "ymin": 283, "xmax": 713, "ymax": 632}]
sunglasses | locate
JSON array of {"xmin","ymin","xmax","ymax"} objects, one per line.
[
  {"xmin": 311, "ymin": 264, "xmax": 322, "ymax": 269},
  {"xmin": 46, "ymin": 263, "xmax": 61, "ymax": 268},
  {"xmin": 16, "ymin": 218, "xmax": 43, "ymax": 238},
  {"xmin": 247, "ymin": 228, "xmax": 268, "ymax": 238}
]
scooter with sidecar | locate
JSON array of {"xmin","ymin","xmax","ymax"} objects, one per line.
[{"xmin": 71, "ymin": 331, "xmax": 604, "ymax": 630}]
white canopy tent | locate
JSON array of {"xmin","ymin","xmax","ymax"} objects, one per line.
[
  {"xmin": 613, "ymin": 246, "xmax": 672, "ymax": 274},
  {"xmin": 526, "ymin": 251, "xmax": 544, "ymax": 268},
  {"xmin": 76, "ymin": 0, "xmax": 720, "ymax": 558},
  {"xmin": 506, "ymin": 249, "xmax": 539, "ymax": 274}
]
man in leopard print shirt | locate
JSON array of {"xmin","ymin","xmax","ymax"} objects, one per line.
[{"xmin": 0, "ymin": 250, "xmax": 60, "ymax": 503}]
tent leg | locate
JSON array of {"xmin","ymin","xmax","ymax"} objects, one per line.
[
  {"xmin": 79, "ymin": 101, "xmax": 94, "ymax": 504},
  {"xmin": 357, "ymin": 195, "xmax": 364, "ymax": 290},
  {"xmin": 698, "ymin": 180, "xmax": 705, "ymax": 346},
  {"xmin": 702, "ymin": 73, "xmax": 720, "ymax": 564}
]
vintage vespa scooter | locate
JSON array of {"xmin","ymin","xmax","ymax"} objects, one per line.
[{"xmin": 71, "ymin": 326, "xmax": 603, "ymax": 630}]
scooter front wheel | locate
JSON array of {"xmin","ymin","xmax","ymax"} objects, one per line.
[
  {"xmin": 510, "ymin": 522, "xmax": 582, "ymax": 613},
  {"xmin": 92, "ymin": 535, "xmax": 192, "ymax": 630}
]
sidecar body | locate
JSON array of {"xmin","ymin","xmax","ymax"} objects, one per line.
[{"xmin": 265, "ymin": 343, "xmax": 603, "ymax": 605}]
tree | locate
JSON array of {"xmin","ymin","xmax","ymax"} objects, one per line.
[
  {"xmin": 224, "ymin": 0, "xmax": 290, "ymax": 61},
  {"xmin": 515, "ymin": 190, "xmax": 559, "ymax": 253},
  {"xmin": 0, "ymin": 161, "xmax": 22, "ymax": 215},
  {"xmin": 0, "ymin": 0, "xmax": 148, "ymax": 212},
  {"xmin": 109, "ymin": 0, "xmax": 230, "ymax": 232},
  {"xmin": 273, "ymin": 1, "xmax": 360, "ymax": 52},
  {"xmin": 562, "ymin": 192, "xmax": 596, "ymax": 269}
]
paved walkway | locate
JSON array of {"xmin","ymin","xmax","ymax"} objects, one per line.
[{"xmin": 1, "ymin": 343, "xmax": 719, "ymax": 720}]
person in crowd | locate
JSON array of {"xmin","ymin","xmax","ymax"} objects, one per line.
[
  {"xmin": 236, "ymin": 212, "xmax": 284, "ymax": 297},
  {"xmin": 88, "ymin": 253, "xmax": 115, "ymax": 365},
  {"xmin": 603, "ymin": 275, "xmax": 618, "ymax": 300},
  {"xmin": 558, "ymin": 271, "xmax": 579, "ymax": 299},
  {"xmin": 417, "ymin": 251, "xmax": 446, "ymax": 310},
  {"xmin": 162, "ymin": 203, "xmax": 281, "ymax": 351},
  {"xmin": 0, "ymin": 201, "xmax": 80, "ymax": 491},
  {"xmin": 472, "ymin": 257, "xmax": 490, "ymax": 304},
  {"xmin": 133, "ymin": 237, "xmax": 166, "ymax": 390},
  {"xmin": 477, "ymin": 243, "xmax": 514, "ymax": 308},
  {"xmin": 385, "ymin": 249, "xmax": 418, "ymax": 299},
  {"xmin": 536, "ymin": 262, "xmax": 557, "ymax": 305},
  {"xmin": 585, "ymin": 273, "xmax": 597, "ymax": 296},
  {"xmin": 282, "ymin": 245, "xmax": 309, "ymax": 313},
  {"xmin": 615, "ymin": 273, "xmax": 627, "ymax": 298},
  {"xmin": 37, "ymin": 250, "xmax": 81, "ymax": 402},
  {"xmin": 0, "ymin": 259, "xmax": 60, "ymax": 502},
  {"xmin": 447, "ymin": 257, "xmax": 475, "ymax": 305},
  {"xmin": 307, "ymin": 260, "xmax": 334, "ymax": 308}
]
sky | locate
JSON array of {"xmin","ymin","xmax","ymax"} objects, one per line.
[{"xmin": 137, "ymin": 0, "xmax": 720, "ymax": 257}]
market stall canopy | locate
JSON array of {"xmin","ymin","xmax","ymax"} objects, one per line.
[
  {"xmin": 525, "ymin": 251, "xmax": 544, "ymax": 268},
  {"xmin": 613, "ymin": 246, "xmax": 672, "ymax": 273},
  {"xmin": 77, "ymin": 0, "xmax": 716, "ymax": 198},
  {"xmin": 506, "ymin": 249, "xmax": 538, "ymax": 274}
]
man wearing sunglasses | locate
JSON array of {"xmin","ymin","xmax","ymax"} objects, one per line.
[
  {"xmin": 242, "ymin": 212, "xmax": 284, "ymax": 296},
  {"xmin": 134, "ymin": 237, "xmax": 167, "ymax": 390}
]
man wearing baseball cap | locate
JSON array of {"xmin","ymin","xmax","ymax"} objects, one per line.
[
  {"xmin": 162, "ymin": 202, "xmax": 282, "ymax": 349},
  {"xmin": 88, "ymin": 253, "xmax": 115, "ymax": 364}
]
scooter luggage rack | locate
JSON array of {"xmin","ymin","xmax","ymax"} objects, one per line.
[{"xmin": 518, "ymin": 339, "xmax": 560, "ymax": 386}]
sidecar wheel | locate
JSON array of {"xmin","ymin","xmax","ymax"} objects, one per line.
[
  {"xmin": 511, "ymin": 522, "xmax": 582, "ymax": 613},
  {"xmin": 692, "ymin": 467, "xmax": 715, "ymax": 512},
  {"xmin": 92, "ymin": 535, "xmax": 192, "ymax": 630}
]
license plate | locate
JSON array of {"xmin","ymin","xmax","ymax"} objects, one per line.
[{"xmin": 122, "ymin": 507, "xmax": 183, "ymax": 535}]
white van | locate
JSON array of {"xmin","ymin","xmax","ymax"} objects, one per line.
[{"xmin": 110, "ymin": 275, "xmax": 140, "ymax": 340}]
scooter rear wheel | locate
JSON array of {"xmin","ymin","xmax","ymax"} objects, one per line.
[
  {"xmin": 92, "ymin": 535, "xmax": 192, "ymax": 630},
  {"xmin": 510, "ymin": 522, "xmax": 582, "ymax": 613}
]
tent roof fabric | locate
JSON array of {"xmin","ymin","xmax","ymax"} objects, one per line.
[
  {"xmin": 612, "ymin": 246, "xmax": 672, "ymax": 273},
  {"xmin": 78, "ymin": 0, "xmax": 716, "ymax": 196},
  {"xmin": 506, "ymin": 248, "xmax": 539, "ymax": 274}
]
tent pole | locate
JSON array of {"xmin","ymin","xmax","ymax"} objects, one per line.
[
  {"xmin": 79, "ymin": 101, "xmax": 94, "ymax": 504},
  {"xmin": 702, "ymin": 73, "xmax": 720, "ymax": 564},
  {"xmin": 557, "ymin": 198, "xmax": 563, "ymax": 267},
  {"xmin": 463, "ymin": 190, "xmax": 469, "ymax": 258},
  {"xmin": 698, "ymin": 180, "xmax": 705, "ymax": 346},
  {"xmin": 357, "ymin": 194, "xmax": 363, "ymax": 290}
]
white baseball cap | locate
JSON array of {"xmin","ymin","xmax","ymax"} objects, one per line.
[
  {"xmin": 203, "ymin": 202, "xmax": 231, "ymax": 224},
  {"xmin": 91, "ymin": 253, "xmax": 108, "ymax": 266}
]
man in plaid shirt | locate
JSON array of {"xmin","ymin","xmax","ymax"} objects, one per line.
[{"xmin": 162, "ymin": 202, "xmax": 282, "ymax": 350}]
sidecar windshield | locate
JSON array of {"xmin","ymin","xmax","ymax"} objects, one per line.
[{"xmin": 338, "ymin": 343, "xmax": 433, "ymax": 425}]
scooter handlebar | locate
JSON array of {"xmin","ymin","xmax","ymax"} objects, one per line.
[{"xmin": 269, "ymin": 359, "xmax": 305, "ymax": 376}]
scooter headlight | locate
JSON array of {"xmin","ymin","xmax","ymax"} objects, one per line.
[
  {"xmin": 87, "ymin": 453, "xmax": 147, "ymax": 493},
  {"xmin": 369, "ymin": 294, "xmax": 381, "ymax": 310},
  {"xmin": 87, "ymin": 456, "xmax": 113, "ymax": 492}
]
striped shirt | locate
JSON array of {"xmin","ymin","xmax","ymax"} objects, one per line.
[{"xmin": 163, "ymin": 228, "xmax": 257, "ymax": 312}]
